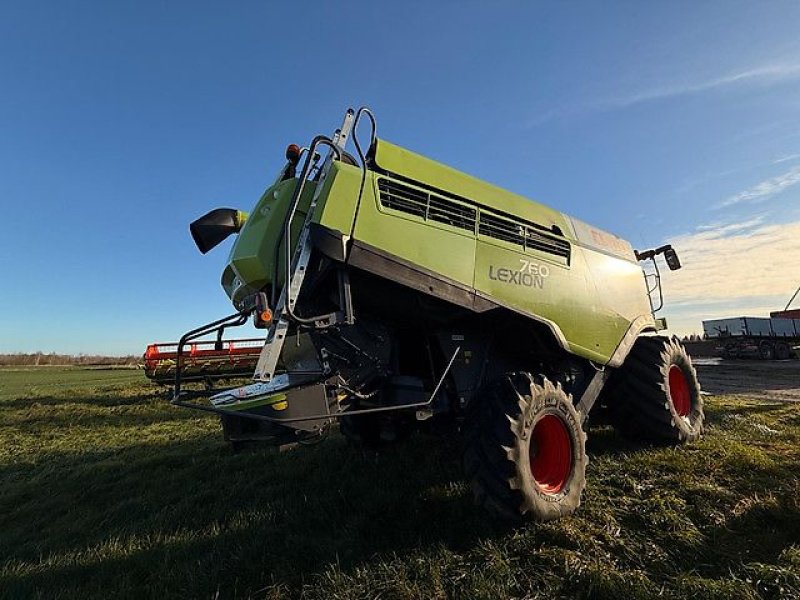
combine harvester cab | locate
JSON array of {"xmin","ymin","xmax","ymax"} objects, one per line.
[{"xmin": 158, "ymin": 107, "xmax": 704, "ymax": 521}]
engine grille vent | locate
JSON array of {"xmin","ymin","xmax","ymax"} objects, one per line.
[
  {"xmin": 524, "ymin": 228, "xmax": 571, "ymax": 261},
  {"xmin": 378, "ymin": 178, "xmax": 476, "ymax": 233},
  {"xmin": 478, "ymin": 213, "xmax": 524, "ymax": 246},
  {"xmin": 377, "ymin": 176, "xmax": 570, "ymax": 263},
  {"xmin": 478, "ymin": 214, "xmax": 570, "ymax": 262}
]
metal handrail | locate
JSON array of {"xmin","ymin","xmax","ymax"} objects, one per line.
[
  {"xmin": 173, "ymin": 346, "xmax": 460, "ymax": 425},
  {"xmin": 283, "ymin": 136, "xmax": 341, "ymax": 324},
  {"xmin": 172, "ymin": 311, "xmax": 248, "ymax": 399}
]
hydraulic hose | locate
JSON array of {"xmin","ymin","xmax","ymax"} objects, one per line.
[{"xmin": 348, "ymin": 107, "xmax": 377, "ymax": 241}]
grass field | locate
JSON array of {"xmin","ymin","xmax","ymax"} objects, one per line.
[{"xmin": 1, "ymin": 367, "xmax": 799, "ymax": 599}]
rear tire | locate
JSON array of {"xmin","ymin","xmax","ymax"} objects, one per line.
[
  {"xmin": 609, "ymin": 336, "xmax": 703, "ymax": 443},
  {"xmin": 759, "ymin": 341, "xmax": 775, "ymax": 361},
  {"xmin": 463, "ymin": 373, "xmax": 587, "ymax": 522},
  {"xmin": 775, "ymin": 341, "xmax": 791, "ymax": 361}
]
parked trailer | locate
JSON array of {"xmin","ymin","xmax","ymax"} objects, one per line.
[{"xmin": 703, "ymin": 317, "xmax": 800, "ymax": 360}]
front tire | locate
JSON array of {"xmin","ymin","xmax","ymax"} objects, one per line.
[
  {"xmin": 464, "ymin": 373, "xmax": 587, "ymax": 522},
  {"xmin": 610, "ymin": 336, "xmax": 704, "ymax": 443}
]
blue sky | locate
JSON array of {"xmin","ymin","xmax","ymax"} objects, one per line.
[{"xmin": 2, "ymin": 1, "xmax": 800, "ymax": 354}]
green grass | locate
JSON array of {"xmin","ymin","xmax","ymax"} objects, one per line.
[
  {"xmin": 0, "ymin": 366, "xmax": 142, "ymax": 402},
  {"xmin": 1, "ymin": 369, "xmax": 798, "ymax": 599}
]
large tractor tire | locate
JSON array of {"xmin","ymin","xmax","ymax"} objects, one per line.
[
  {"xmin": 610, "ymin": 336, "xmax": 704, "ymax": 443},
  {"xmin": 463, "ymin": 373, "xmax": 587, "ymax": 522}
]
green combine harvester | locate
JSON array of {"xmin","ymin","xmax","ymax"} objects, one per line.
[{"xmin": 164, "ymin": 107, "xmax": 704, "ymax": 521}]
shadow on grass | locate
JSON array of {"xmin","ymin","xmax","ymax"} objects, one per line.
[
  {"xmin": 5, "ymin": 389, "xmax": 798, "ymax": 599},
  {"xmin": 1, "ymin": 388, "xmax": 206, "ymax": 435},
  {"xmin": 0, "ymin": 422, "xmax": 509, "ymax": 599},
  {"xmin": 585, "ymin": 424, "xmax": 657, "ymax": 456},
  {"xmin": 12, "ymin": 407, "xmax": 198, "ymax": 430},
  {"xmin": 703, "ymin": 494, "xmax": 800, "ymax": 565},
  {"xmin": 2, "ymin": 388, "xmax": 163, "ymax": 409}
]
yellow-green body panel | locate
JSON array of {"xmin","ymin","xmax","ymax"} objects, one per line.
[
  {"xmin": 471, "ymin": 238, "xmax": 647, "ymax": 363},
  {"xmin": 222, "ymin": 179, "xmax": 317, "ymax": 307},
  {"xmin": 223, "ymin": 138, "xmax": 656, "ymax": 365},
  {"xmin": 371, "ymin": 141, "xmax": 572, "ymax": 235}
]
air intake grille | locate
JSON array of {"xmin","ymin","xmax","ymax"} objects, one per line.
[
  {"xmin": 478, "ymin": 213, "xmax": 570, "ymax": 262},
  {"xmin": 377, "ymin": 179, "xmax": 427, "ymax": 218},
  {"xmin": 378, "ymin": 179, "xmax": 476, "ymax": 233},
  {"xmin": 377, "ymin": 176, "xmax": 570, "ymax": 263},
  {"xmin": 524, "ymin": 229, "xmax": 571, "ymax": 261},
  {"xmin": 478, "ymin": 213, "xmax": 524, "ymax": 246}
]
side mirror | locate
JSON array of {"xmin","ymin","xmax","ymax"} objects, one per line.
[
  {"xmin": 189, "ymin": 208, "xmax": 245, "ymax": 254},
  {"xmin": 663, "ymin": 246, "xmax": 681, "ymax": 270}
]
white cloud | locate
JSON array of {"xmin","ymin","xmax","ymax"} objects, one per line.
[
  {"xmin": 529, "ymin": 62, "xmax": 800, "ymax": 126},
  {"xmin": 715, "ymin": 165, "xmax": 800, "ymax": 208},
  {"xmin": 694, "ymin": 216, "xmax": 765, "ymax": 235},
  {"xmin": 659, "ymin": 219, "xmax": 800, "ymax": 334},
  {"xmin": 773, "ymin": 152, "xmax": 800, "ymax": 164},
  {"xmin": 603, "ymin": 63, "xmax": 800, "ymax": 109}
]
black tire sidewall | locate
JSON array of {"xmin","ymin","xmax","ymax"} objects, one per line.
[
  {"xmin": 662, "ymin": 342, "xmax": 704, "ymax": 440},
  {"xmin": 512, "ymin": 381, "xmax": 587, "ymax": 521}
]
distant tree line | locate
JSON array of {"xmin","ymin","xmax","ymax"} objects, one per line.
[{"xmin": 0, "ymin": 352, "xmax": 139, "ymax": 367}]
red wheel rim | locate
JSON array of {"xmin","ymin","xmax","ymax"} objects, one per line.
[
  {"xmin": 529, "ymin": 414, "xmax": 573, "ymax": 494},
  {"xmin": 668, "ymin": 365, "xmax": 691, "ymax": 417}
]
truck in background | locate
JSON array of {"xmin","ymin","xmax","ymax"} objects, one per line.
[{"xmin": 702, "ymin": 287, "xmax": 800, "ymax": 360}]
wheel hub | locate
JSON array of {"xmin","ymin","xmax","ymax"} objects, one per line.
[
  {"xmin": 529, "ymin": 414, "xmax": 573, "ymax": 494},
  {"xmin": 668, "ymin": 365, "xmax": 691, "ymax": 417}
]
